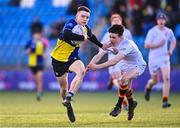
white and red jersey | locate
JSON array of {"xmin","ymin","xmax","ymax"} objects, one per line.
[
  {"xmin": 100, "ymin": 37, "xmax": 146, "ymax": 76},
  {"xmin": 145, "ymin": 25, "xmax": 176, "ymax": 62},
  {"xmin": 115, "ymin": 38, "xmax": 146, "ymax": 66},
  {"xmin": 101, "ymin": 28, "xmax": 134, "ymax": 74}
]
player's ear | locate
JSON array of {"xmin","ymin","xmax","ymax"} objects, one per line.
[{"xmin": 76, "ymin": 12, "xmax": 79, "ymax": 18}]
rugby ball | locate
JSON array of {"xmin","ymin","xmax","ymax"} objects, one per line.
[{"xmin": 72, "ymin": 25, "xmax": 85, "ymax": 45}]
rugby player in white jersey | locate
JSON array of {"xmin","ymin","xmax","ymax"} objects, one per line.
[
  {"xmin": 144, "ymin": 12, "xmax": 176, "ymax": 108},
  {"xmin": 102, "ymin": 13, "xmax": 133, "ymax": 90},
  {"xmin": 101, "ymin": 14, "xmax": 133, "ymax": 110},
  {"xmin": 87, "ymin": 24, "xmax": 146, "ymax": 120}
]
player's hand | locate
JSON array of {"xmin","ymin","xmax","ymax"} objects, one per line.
[
  {"xmin": 102, "ymin": 43, "xmax": 111, "ymax": 50},
  {"xmin": 86, "ymin": 63, "xmax": 91, "ymax": 72},
  {"xmin": 85, "ymin": 65, "xmax": 90, "ymax": 72},
  {"xmin": 26, "ymin": 49, "xmax": 31, "ymax": 54},
  {"xmin": 159, "ymin": 39, "xmax": 166, "ymax": 46},
  {"xmin": 84, "ymin": 34, "xmax": 88, "ymax": 41},
  {"xmin": 168, "ymin": 49, "xmax": 173, "ymax": 56},
  {"xmin": 107, "ymin": 47, "xmax": 119, "ymax": 55},
  {"xmin": 87, "ymin": 63, "xmax": 98, "ymax": 71}
]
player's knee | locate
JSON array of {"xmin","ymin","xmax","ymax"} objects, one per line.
[
  {"xmin": 163, "ymin": 77, "xmax": 170, "ymax": 83},
  {"xmin": 151, "ymin": 80, "xmax": 157, "ymax": 85},
  {"xmin": 120, "ymin": 78, "xmax": 128, "ymax": 85},
  {"xmin": 76, "ymin": 68, "xmax": 86, "ymax": 77},
  {"xmin": 60, "ymin": 82, "xmax": 67, "ymax": 89},
  {"xmin": 151, "ymin": 78, "xmax": 158, "ymax": 84}
]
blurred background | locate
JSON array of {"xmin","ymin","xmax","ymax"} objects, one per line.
[{"xmin": 0, "ymin": 0, "xmax": 180, "ymax": 92}]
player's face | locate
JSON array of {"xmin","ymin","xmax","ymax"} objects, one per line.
[
  {"xmin": 76, "ymin": 11, "xmax": 90, "ymax": 26},
  {"xmin": 111, "ymin": 18, "xmax": 122, "ymax": 26},
  {"xmin": 157, "ymin": 18, "xmax": 166, "ymax": 27},
  {"xmin": 109, "ymin": 33, "xmax": 120, "ymax": 45},
  {"xmin": 33, "ymin": 33, "xmax": 42, "ymax": 40}
]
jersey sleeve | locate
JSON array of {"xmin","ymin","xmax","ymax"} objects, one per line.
[
  {"xmin": 85, "ymin": 25, "xmax": 93, "ymax": 38},
  {"xmin": 63, "ymin": 19, "xmax": 84, "ymax": 41},
  {"xmin": 63, "ymin": 20, "xmax": 75, "ymax": 31},
  {"xmin": 126, "ymin": 30, "xmax": 133, "ymax": 41},
  {"xmin": 120, "ymin": 43, "xmax": 133, "ymax": 56},
  {"xmin": 169, "ymin": 29, "xmax": 176, "ymax": 43},
  {"xmin": 99, "ymin": 48, "xmax": 108, "ymax": 54},
  {"xmin": 85, "ymin": 25, "xmax": 103, "ymax": 48},
  {"xmin": 25, "ymin": 40, "xmax": 31, "ymax": 50}
]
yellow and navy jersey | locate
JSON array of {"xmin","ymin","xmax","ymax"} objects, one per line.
[
  {"xmin": 50, "ymin": 19, "xmax": 93, "ymax": 62},
  {"xmin": 25, "ymin": 39, "xmax": 47, "ymax": 67}
]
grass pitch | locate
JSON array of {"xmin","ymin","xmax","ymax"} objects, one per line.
[{"xmin": 0, "ymin": 91, "xmax": 180, "ymax": 127}]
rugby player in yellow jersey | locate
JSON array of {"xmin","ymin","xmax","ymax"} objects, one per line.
[
  {"xmin": 25, "ymin": 32, "xmax": 49, "ymax": 101},
  {"xmin": 50, "ymin": 6, "xmax": 107, "ymax": 122}
]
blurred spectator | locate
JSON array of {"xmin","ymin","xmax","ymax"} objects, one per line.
[
  {"xmin": 146, "ymin": 0, "xmax": 160, "ymax": 10},
  {"xmin": 8, "ymin": 0, "xmax": 20, "ymax": 6},
  {"xmin": 142, "ymin": 4, "xmax": 156, "ymax": 35},
  {"xmin": 50, "ymin": 20, "xmax": 66, "ymax": 39},
  {"xmin": 165, "ymin": 5, "xmax": 178, "ymax": 30},
  {"xmin": 67, "ymin": 0, "xmax": 89, "ymax": 15},
  {"xmin": 111, "ymin": 0, "xmax": 127, "ymax": 19},
  {"xmin": 129, "ymin": 0, "xmax": 143, "ymax": 35},
  {"xmin": 1, "ymin": 0, "xmax": 180, "ymax": 68}
]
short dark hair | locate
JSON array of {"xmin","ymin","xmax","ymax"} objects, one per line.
[
  {"xmin": 77, "ymin": 6, "xmax": 91, "ymax": 13},
  {"xmin": 108, "ymin": 24, "xmax": 124, "ymax": 36}
]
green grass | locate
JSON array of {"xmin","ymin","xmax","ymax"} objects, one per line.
[{"xmin": 0, "ymin": 91, "xmax": 180, "ymax": 127}]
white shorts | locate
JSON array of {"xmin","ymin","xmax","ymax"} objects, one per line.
[
  {"xmin": 148, "ymin": 59, "xmax": 170, "ymax": 75},
  {"xmin": 108, "ymin": 64, "xmax": 119, "ymax": 75},
  {"xmin": 119, "ymin": 63, "xmax": 146, "ymax": 76},
  {"xmin": 109, "ymin": 63, "xmax": 146, "ymax": 80}
]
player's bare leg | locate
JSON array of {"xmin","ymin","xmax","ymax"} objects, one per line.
[
  {"xmin": 68, "ymin": 60, "xmax": 86, "ymax": 98},
  {"xmin": 58, "ymin": 73, "xmax": 75, "ymax": 122},
  {"xmin": 62, "ymin": 60, "xmax": 85, "ymax": 122},
  {"xmin": 161, "ymin": 65, "xmax": 171, "ymax": 108},
  {"xmin": 144, "ymin": 75, "xmax": 158, "ymax": 101},
  {"xmin": 57, "ymin": 73, "xmax": 76, "ymax": 122},
  {"xmin": 107, "ymin": 76, "xmax": 113, "ymax": 90},
  {"xmin": 56, "ymin": 73, "xmax": 68, "ymax": 100},
  {"xmin": 34, "ymin": 71, "xmax": 43, "ymax": 101}
]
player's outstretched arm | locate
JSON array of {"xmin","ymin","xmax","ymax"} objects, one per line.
[
  {"xmin": 64, "ymin": 30, "xmax": 85, "ymax": 41},
  {"xmin": 88, "ymin": 52, "xmax": 124, "ymax": 71},
  {"xmin": 86, "ymin": 50, "xmax": 106, "ymax": 72},
  {"xmin": 89, "ymin": 49, "xmax": 106, "ymax": 65},
  {"xmin": 88, "ymin": 34, "xmax": 103, "ymax": 48}
]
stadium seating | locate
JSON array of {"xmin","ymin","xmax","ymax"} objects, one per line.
[
  {"xmin": 0, "ymin": 0, "xmax": 69, "ymax": 67},
  {"xmin": 0, "ymin": 0, "xmax": 179, "ymax": 67}
]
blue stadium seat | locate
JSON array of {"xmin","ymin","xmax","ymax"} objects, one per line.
[{"xmin": 174, "ymin": 24, "xmax": 180, "ymax": 38}]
